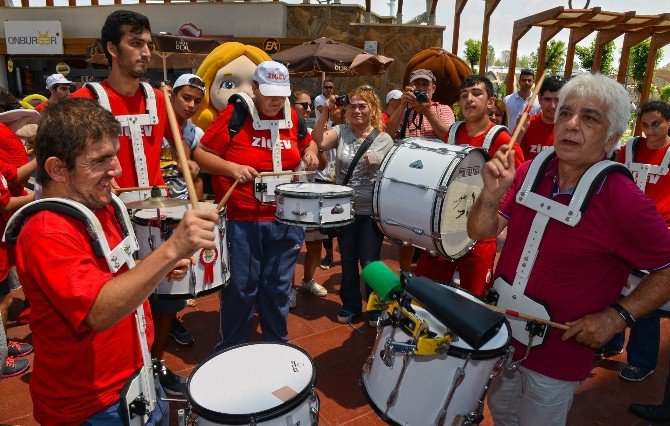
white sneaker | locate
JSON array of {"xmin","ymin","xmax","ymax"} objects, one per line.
[
  {"xmin": 301, "ymin": 279, "xmax": 328, "ymax": 296},
  {"xmin": 288, "ymin": 288, "xmax": 297, "ymax": 309}
]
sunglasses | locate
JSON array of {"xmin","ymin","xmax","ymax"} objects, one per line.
[
  {"xmin": 293, "ymin": 102, "xmax": 312, "ymax": 109},
  {"xmin": 323, "ymin": 85, "xmax": 334, "ymax": 89}
]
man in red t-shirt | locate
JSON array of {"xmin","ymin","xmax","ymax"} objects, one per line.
[
  {"xmin": 414, "ymin": 75, "xmax": 524, "ymax": 297},
  {"xmin": 519, "ymin": 76, "xmax": 566, "ymax": 160},
  {"xmin": 16, "ymin": 98, "xmax": 218, "ymax": 425},
  {"xmin": 34, "ymin": 73, "xmax": 73, "ymax": 113},
  {"xmin": 468, "ymin": 73, "xmax": 670, "ymax": 425},
  {"xmin": 196, "ymin": 61, "xmax": 319, "ymax": 350}
]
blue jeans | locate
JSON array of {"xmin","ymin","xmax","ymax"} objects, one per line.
[
  {"xmin": 337, "ymin": 215, "xmax": 384, "ymax": 314},
  {"xmin": 83, "ymin": 384, "xmax": 169, "ymax": 425},
  {"xmin": 0, "ymin": 312, "xmax": 7, "ymax": 380},
  {"xmin": 215, "ymin": 221, "xmax": 304, "ymax": 351},
  {"xmin": 604, "ymin": 312, "xmax": 660, "ymax": 371}
]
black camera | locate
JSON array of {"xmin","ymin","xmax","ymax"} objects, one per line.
[
  {"xmin": 335, "ymin": 94, "xmax": 350, "ymax": 107},
  {"xmin": 413, "ymin": 90, "xmax": 428, "ymax": 103}
]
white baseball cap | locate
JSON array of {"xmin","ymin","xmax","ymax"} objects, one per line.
[
  {"xmin": 386, "ymin": 89, "xmax": 403, "ymax": 104},
  {"xmin": 46, "ymin": 73, "xmax": 73, "ymax": 89},
  {"xmin": 253, "ymin": 61, "xmax": 291, "ymax": 97},
  {"xmin": 173, "ymin": 73, "xmax": 206, "ymax": 94}
]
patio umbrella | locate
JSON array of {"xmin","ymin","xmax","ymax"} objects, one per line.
[
  {"xmin": 271, "ymin": 37, "xmax": 394, "ymax": 80},
  {"xmin": 86, "ymin": 34, "xmax": 222, "ymax": 80}
]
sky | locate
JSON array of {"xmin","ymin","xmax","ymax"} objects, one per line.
[{"xmin": 285, "ymin": 0, "xmax": 670, "ymax": 68}]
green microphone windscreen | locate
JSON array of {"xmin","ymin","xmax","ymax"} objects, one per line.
[{"xmin": 361, "ymin": 261, "xmax": 402, "ymax": 301}]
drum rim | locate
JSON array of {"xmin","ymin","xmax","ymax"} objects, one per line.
[
  {"xmin": 410, "ymin": 282, "xmax": 511, "ymax": 360},
  {"xmin": 360, "ymin": 375, "xmax": 402, "ymax": 426},
  {"xmin": 152, "ymin": 276, "xmax": 230, "ymax": 299},
  {"xmin": 275, "ymin": 184, "xmax": 354, "ymax": 198},
  {"xmin": 274, "ymin": 216, "xmax": 355, "ymax": 228},
  {"xmin": 187, "ymin": 342, "xmax": 317, "ymax": 424}
]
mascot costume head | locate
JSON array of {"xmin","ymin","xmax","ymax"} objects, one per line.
[
  {"xmin": 402, "ymin": 47, "xmax": 472, "ymax": 106},
  {"xmin": 192, "ymin": 42, "xmax": 271, "ymax": 131}
]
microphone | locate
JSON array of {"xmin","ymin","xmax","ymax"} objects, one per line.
[{"xmin": 361, "ymin": 261, "xmax": 402, "ymax": 301}]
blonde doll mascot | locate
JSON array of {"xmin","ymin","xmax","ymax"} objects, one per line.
[{"xmin": 192, "ymin": 42, "xmax": 270, "ymax": 131}]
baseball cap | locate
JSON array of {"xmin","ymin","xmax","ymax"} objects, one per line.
[
  {"xmin": 253, "ymin": 61, "xmax": 291, "ymax": 97},
  {"xmin": 173, "ymin": 74, "xmax": 206, "ymax": 94},
  {"xmin": 409, "ymin": 69, "xmax": 436, "ymax": 83},
  {"xmin": 385, "ymin": 89, "xmax": 403, "ymax": 104},
  {"xmin": 46, "ymin": 73, "xmax": 73, "ymax": 89}
]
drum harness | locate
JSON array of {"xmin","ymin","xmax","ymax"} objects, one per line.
[
  {"xmin": 446, "ymin": 121, "xmax": 509, "ymax": 153},
  {"xmin": 86, "ymin": 82, "xmax": 158, "ymax": 203},
  {"xmin": 623, "ymin": 136, "xmax": 670, "ymax": 192},
  {"xmin": 4, "ymin": 195, "xmax": 166, "ymax": 425},
  {"xmin": 488, "ymin": 147, "xmax": 632, "ymax": 368}
]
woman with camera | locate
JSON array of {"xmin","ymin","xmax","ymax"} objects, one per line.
[{"xmin": 312, "ymin": 86, "xmax": 393, "ymax": 325}]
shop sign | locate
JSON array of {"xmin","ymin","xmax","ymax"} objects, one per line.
[
  {"xmin": 4, "ymin": 21, "xmax": 64, "ymax": 55},
  {"xmin": 56, "ymin": 62, "xmax": 70, "ymax": 76},
  {"xmin": 7, "ymin": 59, "xmax": 14, "ymax": 73}
]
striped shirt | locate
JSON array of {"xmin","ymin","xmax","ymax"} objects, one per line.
[{"xmin": 403, "ymin": 102, "xmax": 455, "ymax": 140}]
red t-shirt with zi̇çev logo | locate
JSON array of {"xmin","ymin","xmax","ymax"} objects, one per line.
[
  {"xmin": 72, "ymin": 81, "xmax": 167, "ymax": 188},
  {"xmin": 617, "ymin": 137, "xmax": 670, "ymax": 226},
  {"xmin": 520, "ymin": 113, "xmax": 555, "ymax": 161},
  {"xmin": 200, "ymin": 104, "xmax": 312, "ymax": 221},
  {"xmin": 16, "ymin": 204, "xmax": 154, "ymax": 425}
]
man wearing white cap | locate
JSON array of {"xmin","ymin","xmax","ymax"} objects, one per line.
[
  {"xmin": 198, "ymin": 60, "xmax": 319, "ymax": 349},
  {"xmin": 35, "ymin": 74, "xmax": 73, "ymax": 113},
  {"xmin": 382, "ymin": 89, "xmax": 402, "ymax": 130}
]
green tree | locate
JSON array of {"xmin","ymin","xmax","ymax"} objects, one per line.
[
  {"xmin": 531, "ymin": 40, "xmax": 566, "ymax": 74},
  {"xmin": 629, "ymin": 38, "xmax": 664, "ymax": 92},
  {"xmin": 574, "ymin": 39, "xmax": 616, "ymax": 75},
  {"xmin": 464, "ymin": 39, "xmax": 481, "ymax": 72},
  {"xmin": 517, "ymin": 54, "xmax": 533, "ymax": 69}
]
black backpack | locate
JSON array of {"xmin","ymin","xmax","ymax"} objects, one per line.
[{"xmin": 227, "ymin": 94, "xmax": 308, "ymax": 142}]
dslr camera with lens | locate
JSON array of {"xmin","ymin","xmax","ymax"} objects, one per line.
[
  {"xmin": 413, "ymin": 90, "xmax": 428, "ymax": 104},
  {"xmin": 335, "ymin": 94, "xmax": 350, "ymax": 107}
]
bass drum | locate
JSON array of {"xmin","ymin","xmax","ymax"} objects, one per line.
[
  {"xmin": 188, "ymin": 343, "xmax": 319, "ymax": 425},
  {"xmin": 374, "ymin": 138, "xmax": 487, "ymax": 259}
]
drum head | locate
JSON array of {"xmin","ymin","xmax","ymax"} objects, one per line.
[
  {"xmin": 188, "ymin": 342, "xmax": 316, "ymax": 423},
  {"xmin": 276, "ymin": 182, "xmax": 354, "ymax": 198},
  {"xmin": 133, "ymin": 205, "xmax": 188, "ymax": 221},
  {"xmin": 411, "ymin": 285, "xmax": 510, "ymax": 359}
]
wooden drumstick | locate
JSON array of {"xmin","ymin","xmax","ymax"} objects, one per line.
[
  {"xmin": 216, "ymin": 179, "xmax": 239, "ymax": 212},
  {"xmin": 161, "ymin": 84, "xmax": 200, "ymax": 210},
  {"xmin": 259, "ymin": 170, "xmax": 316, "ymax": 178},
  {"xmin": 482, "ymin": 302, "xmax": 569, "ymax": 331},
  {"xmin": 116, "ymin": 185, "xmax": 175, "ymax": 193},
  {"xmin": 505, "ymin": 73, "xmax": 547, "ymax": 150}
]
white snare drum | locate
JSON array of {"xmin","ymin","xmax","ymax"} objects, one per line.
[
  {"xmin": 362, "ymin": 286, "xmax": 510, "ymax": 425},
  {"xmin": 621, "ymin": 270, "xmax": 670, "ymax": 314},
  {"xmin": 374, "ymin": 138, "xmax": 487, "ymax": 259},
  {"xmin": 132, "ymin": 202, "xmax": 229, "ymax": 298},
  {"xmin": 188, "ymin": 343, "xmax": 319, "ymax": 425},
  {"xmin": 275, "ymin": 183, "xmax": 354, "ymax": 228}
]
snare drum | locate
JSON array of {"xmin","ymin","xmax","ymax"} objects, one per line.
[
  {"xmin": 621, "ymin": 270, "xmax": 670, "ymax": 314},
  {"xmin": 374, "ymin": 138, "xmax": 486, "ymax": 259},
  {"xmin": 362, "ymin": 285, "xmax": 510, "ymax": 425},
  {"xmin": 275, "ymin": 183, "xmax": 354, "ymax": 228},
  {"xmin": 188, "ymin": 343, "xmax": 319, "ymax": 425},
  {"xmin": 132, "ymin": 202, "xmax": 229, "ymax": 298}
]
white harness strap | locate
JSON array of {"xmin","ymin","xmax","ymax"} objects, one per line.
[
  {"xmin": 86, "ymin": 82, "xmax": 159, "ymax": 192},
  {"xmin": 235, "ymin": 92, "xmax": 293, "ymax": 173},
  {"xmin": 494, "ymin": 148, "xmax": 629, "ymax": 348},
  {"xmin": 446, "ymin": 121, "xmax": 509, "ymax": 152},
  {"xmin": 624, "ymin": 137, "xmax": 670, "ymax": 192},
  {"xmin": 3, "ymin": 195, "xmax": 156, "ymax": 414}
]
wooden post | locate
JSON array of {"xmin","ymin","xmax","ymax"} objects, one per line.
[
  {"xmin": 536, "ymin": 26, "xmax": 561, "ymax": 77},
  {"xmin": 478, "ymin": 0, "xmax": 501, "ymax": 76},
  {"xmin": 452, "ymin": 0, "xmax": 468, "ymax": 55},
  {"xmin": 636, "ymin": 32, "xmax": 670, "ymax": 135},
  {"xmin": 564, "ymin": 28, "xmax": 592, "ymax": 78},
  {"xmin": 617, "ymin": 29, "xmax": 664, "ymax": 84}
]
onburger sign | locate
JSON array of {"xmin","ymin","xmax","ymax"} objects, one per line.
[{"xmin": 4, "ymin": 21, "xmax": 64, "ymax": 55}]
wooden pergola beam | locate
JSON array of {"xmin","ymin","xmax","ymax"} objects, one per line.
[
  {"xmin": 564, "ymin": 28, "xmax": 592, "ymax": 78},
  {"xmin": 478, "ymin": 0, "xmax": 501, "ymax": 75},
  {"xmin": 591, "ymin": 21, "xmax": 634, "ymax": 73},
  {"xmin": 505, "ymin": 22, "xmax": 532, "ymax": 95},
  {"xmin": 637, "ymin": 31, "xmax": 670, "ymax": 134},
  {"xmin": 536, "ymin": 26, "xmax": 562, "ymax": 77},
  {"xmin": 452, "ymin": 0, "xmax": 468, "ymax": 55},
  {"xmin": 396, "ymin": 0, "xmax": 403, "ymax": 22},
  {"xmin": 617, "ymin": 28, "xmax": 663, "ymax": 84}
]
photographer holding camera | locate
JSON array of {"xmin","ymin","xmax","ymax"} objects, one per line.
[{"xmin": 384, "ymin": 69, "xmax": 455, "ymax": 142}]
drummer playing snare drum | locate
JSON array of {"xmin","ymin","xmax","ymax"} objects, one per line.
[{"xmin": 14, "ymin": 98, "xmax": 219, "ymax": 425}]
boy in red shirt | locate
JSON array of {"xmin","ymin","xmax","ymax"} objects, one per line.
[
  {"xmin": 519, "ymin": 76, "xmax": 566, "ymax": 160},
  {"xmin": 414, "ymin": 75, "xmax": 524, "ymax": 297}
]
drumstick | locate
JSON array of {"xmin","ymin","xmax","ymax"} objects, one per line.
[
  {"xmin": 161, "ymin": 84, "xmax": 200, "ymax": 210},
  {"xmin": 505, "ymin": 73, "xmax": 547, "ymax": 150},
  {"xmin": 259, "ymin": 170, "xmax": 316, "ymax": 178},
  {"xmin": 116, "ymin": 185, "xmax": 175, "ymax": 193},
  {"xmin": 482, "ymin": 303, "xmax": 569, "ymax": 331},
  {"xmin": 216, "ymin": 179, "xmax": 239, "ymax": 212}
]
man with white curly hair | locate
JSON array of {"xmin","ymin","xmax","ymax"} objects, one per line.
[{"xmin": 468, "ymin": 73, "xmax": 670, "ymax": 425}]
